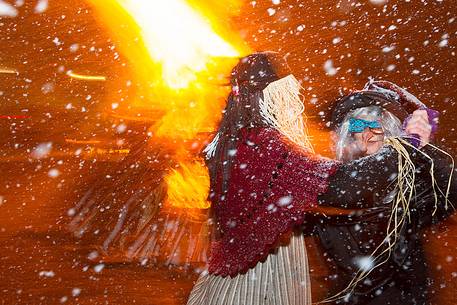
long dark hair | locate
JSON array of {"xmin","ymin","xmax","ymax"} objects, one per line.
[{"xmin": 205, "ymin": 52, "xmax": 291, "ymax": 197}]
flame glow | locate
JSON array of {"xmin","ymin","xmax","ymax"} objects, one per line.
[
  {"xmin": 165, "ymin": 161, "xmax": 211, "ymax": 210},
  {"xmin": 115, "ymin": 0, "xmax": 239, "ymax": 88},
  {"xmin": 89, "ymin": 0, "xmax": 248, "ymax": 211}
]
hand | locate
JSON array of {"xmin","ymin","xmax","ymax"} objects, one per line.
[{"xmin": 405, "ymin": 109, "xmax": 432, "ymax": 148}]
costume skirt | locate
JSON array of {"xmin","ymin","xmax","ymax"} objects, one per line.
[{"xmin": 186, "ymin": 233, "xmax": 311, "ymax": 305}]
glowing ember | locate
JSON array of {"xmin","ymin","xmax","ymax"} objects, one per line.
[
  {"xmin": 65, "ymin": 139, "xmax": 102, "ymax": 144},
  {"xmin": 115, "ymin": 0, "xmax": 239, "ymax": 88},
  {"xmin": 0, "ymin": 67, "xmax": 18, "ymax": 74},
  {"xmin": 67, "ymin": 71, "xmax": 107, "ymax": 81}
]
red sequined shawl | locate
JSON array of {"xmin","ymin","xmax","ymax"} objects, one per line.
[{"xmin": 208, "ymin": 127, "xmax": 338, "ymax": 277}]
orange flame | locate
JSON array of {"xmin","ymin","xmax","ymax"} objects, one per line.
[
  {"xmin": 165, "ymin": 160, "xmax": 211, "ymax": 210},
  {"xmin": 88, "ymin": 0, "xmax": 249, "ymax": 210},
  {"xmin": 114, "ymin": 0, "xmax": 239, "ymax": 89}
]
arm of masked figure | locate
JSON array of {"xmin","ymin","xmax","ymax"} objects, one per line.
[
  {"xmin": 403, "ymin": 109, "xmax": 456, "ymax": 224},
  {"xmin": 318, "ymin": 144, "xmax": 409, "ymax": 209},
  {"xmin": 318, "ymin": 141, "xmax": 456, "ymax": 217}
]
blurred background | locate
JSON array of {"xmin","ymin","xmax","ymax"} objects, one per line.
[{"xmin": 0, "ymin": 0, "xmax": 456, "ymax": 304}]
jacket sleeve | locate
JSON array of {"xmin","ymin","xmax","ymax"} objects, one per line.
[
  {"xmin": 318, "ymin": 141, "xmax": 456, "ymax": 215},
  {"xmin": 318, "ymin": 145, "xmax": 403, "ymax": 209}
]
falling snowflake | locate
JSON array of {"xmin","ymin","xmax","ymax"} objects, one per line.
[
  {"xmin": 277, "ymin": 195, "xmax": 293, "ymax": 207},
  {"xmin": 94, "ymin": 264, "xmax": 105, "ymax": 273},
  {"xmin": 354, "ymin": 256, "xmax": 375, "ymax": 272},
  {"xmin": 48, "ymin": 169, "xmax": 60, "ymax": 178},
  {"xmin": 324, "ymin": 59, "xmax": 338, "ymax": 76},
  {"xmin": 0, "ymin": 0, "xmax": 18, "ymax": 17},
  {"xmin": 31, "ymin": 142, "xmax": 53, "ymax": 159},
  {"xmin": 267, "ymin": 8, "xmax": 276, "ymax": 16},
  {"xmin": 34, "ymin": 0, "xmax": 48, "ymax": 14}
]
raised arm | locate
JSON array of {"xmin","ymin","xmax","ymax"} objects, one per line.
[{"xmin": 318, "ymin": 140, "xmax": 456, "ymax": 218}]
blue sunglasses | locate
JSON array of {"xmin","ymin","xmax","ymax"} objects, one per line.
[{"xmin": 348, "ymin": 118, "xmax": 383, "ymax": 133}]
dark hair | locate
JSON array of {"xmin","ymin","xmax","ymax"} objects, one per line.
[{"xmin": 206, "ymin": 52, "xmax": 291, "ymax": 196}]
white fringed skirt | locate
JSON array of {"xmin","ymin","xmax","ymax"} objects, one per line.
[{"xmin": 186, "ymin": 233, "xmax": 311, "ymax": 305}]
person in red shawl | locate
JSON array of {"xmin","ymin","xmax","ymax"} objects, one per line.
[{"xmin": 187, "ymin": 52, "xmax": 338, "ymax": 304}]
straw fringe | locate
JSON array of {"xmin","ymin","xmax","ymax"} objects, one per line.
[
  {"xmin": 260, "ymin": 75, "xmax": 314, "ymax": 153},
  {"xmin": 204, "ymin": 74, "xmax": 314, "ymax": 159}
]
